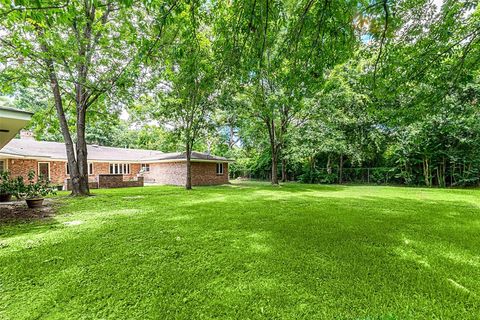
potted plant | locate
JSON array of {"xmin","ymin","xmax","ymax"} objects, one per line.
[
  {"xmin": 20, "ymin": 170, "xmax": 56, "ymax": 209},
  {"xmin": 11, "ymin": 176, "xmax": 25, "ymax": 200},
  {"xmin": 0, "ymin": 171, "xmax": 14, "ymax": 202}
]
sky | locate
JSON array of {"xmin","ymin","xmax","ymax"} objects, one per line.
[{"xmin": 433, "ymin": 0, "xmax": 443, "ymax": 10}]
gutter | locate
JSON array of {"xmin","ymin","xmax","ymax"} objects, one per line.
[{"xmin": 0, "ymin": 153, "xmax": 235, "ymax": 164}]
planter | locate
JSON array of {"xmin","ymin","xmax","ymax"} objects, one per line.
[
  {"xmin": 0, "ymin": 193, "xmax": 12, "ymax": 202},
  {"xmin": 26, "ymin": 198, "xmax": 44, "ymax": 209}
]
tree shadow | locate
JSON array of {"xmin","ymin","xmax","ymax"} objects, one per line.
[{"xmin": 1, "ymin": 186, "xmax": 479, "ymax": 318}]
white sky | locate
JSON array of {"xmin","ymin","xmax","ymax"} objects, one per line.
[{"xmin": 433, "ymin": 0, "xmax": 443, "ymax": 9}]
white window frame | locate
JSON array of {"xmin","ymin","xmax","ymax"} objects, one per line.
[
  {"xmin": 88, "ymin": 163, "xmax": 94, "ymax": 175},
  {"xmin": 67, "ymin": 162, "xmax": 93, "ymax": 175},
  {"xmin": 0, "ymin": 160, "xmax": 6, "ymax": 173},
  {"xmin": 109, "ymin": 163, "xmax": 130, "ymax": 174},
  {"xmin": 216, "ymin": 163, "xmax": 224, "ymax": 175},
  {"xmin": 141, "ymin": 164, "xmax": 150, "ymax": 172},
  {"xmin": 38, "ymin": 162, "xmax": 51, "ymax": 180}
]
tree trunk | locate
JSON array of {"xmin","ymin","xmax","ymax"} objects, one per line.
[
  {"xmin": 75, "ymin": 104, "xmax": 90, "ymax": 195},
  {"xmin": 423, "ymin": 157, "xmax": 431, "ymax": 187},
  {"xmin": 281, "ymin": 158, "xmax": 287, "ymax": 182},
  {"xmin": 271, "ymin": 151, "xmax": 279, "ymax": 185},
  {"xmin": 229, "ymin": 125, "xmax": 235, "ymax": 149},
  {"xmin": 186, "ymin": 142, "xmax": 192, "ymax": 190},
  {"xmin": 451, "ymin": 160, "xmax": 456, "ymax": 186},
  {"xmin": 326, "ymin": 155, "xmax": 332, "ymax": 174},
  {"xmin": 41, "ymin": 46, "xmax": 87, "ymax": 196},
  {"xmin": 279, "ymin": 104, "xmax": 289, "ymax": 183},
  {"xmin": 338, "ymin": 154, "xmax": 344, "ymax": 184},
  {"xmin": 265, "ymin": 117, "xmax": 279, "ymax": 185},
  {"xmin": 309, "ymin": 155, "xmax": 316, "ymax": 183}
]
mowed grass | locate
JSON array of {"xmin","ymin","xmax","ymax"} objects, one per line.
[{"xmin": 1, "ymin": 182, "xmax": 480, "ymax": 319}]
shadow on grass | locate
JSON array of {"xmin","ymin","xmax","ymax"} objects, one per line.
[{"xmin": 1, "ymin": 185, "xmax": 479, "ymax": 318}]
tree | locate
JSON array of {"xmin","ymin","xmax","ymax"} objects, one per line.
[
  {"xmin": 215, "ymin": 0, "xmax": 360, "ymax": 184},
  {"xmin": 0, "ymin": 0, "xmax": 177, "ymax": 195},
  {"xmin": 151, "ymin": 0, "xmax": 216, "ymax": 189}
]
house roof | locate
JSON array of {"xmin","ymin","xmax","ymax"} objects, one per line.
[
  {"xmin": 0, "ymin": 107, "xmax": 34, "ymax": 149},
  {"xmin": 0, "ymin": 139, "xmax": 232, "ymax": 163}
]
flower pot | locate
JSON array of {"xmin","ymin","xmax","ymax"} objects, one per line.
[
  {"xmin": 26, "ymin": 198, "xmax": 44, "ymax": 209},
  {"xmin": 0, "ymin": 193, "xmax": 12, "ymax": 202}
]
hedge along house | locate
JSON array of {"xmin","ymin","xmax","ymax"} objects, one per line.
[{"xmin": 0, "ymin": 134, "xmax": 233, "ymax": 188}]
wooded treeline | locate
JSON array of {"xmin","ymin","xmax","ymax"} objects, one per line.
[{"xmin": 1, "ymin": 0, "xmax": 479, "ymax": 193}]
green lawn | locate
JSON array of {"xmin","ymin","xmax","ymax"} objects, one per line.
[{"xmin": 1, "ymin": 182, "xmax": 480, "ymax": 319}]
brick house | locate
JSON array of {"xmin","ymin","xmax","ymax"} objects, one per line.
[{"xmin": 0, "ymin": 133, "xmax": 232, "ymax": 188}]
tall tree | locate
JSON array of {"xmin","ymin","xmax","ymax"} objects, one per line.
[
  {"xmin": 0, "ymin": 0, "xmax": 176, "ymax": 195},
  {"xmin": 152, "ymin": 0, "xmax": 216, "ymax": 189},
  {"xmin": 215, "ymin": 0, "xmax": 360, "ymax": 184}
]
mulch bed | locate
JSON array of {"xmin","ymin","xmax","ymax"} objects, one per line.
[{"xmin": 0, "ymin": 199, "xmax": 56, "ymax": 222}]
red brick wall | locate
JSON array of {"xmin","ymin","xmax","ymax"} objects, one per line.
[
  {"xmin": 7, "ymin": 159, "xmax": 66, "ymax": 184},
  {"xmin": 127, "ymin": 164, "xmax": 141, "ymax": 180},
  {"xmin": 92, "ymin": 163, "xmax": 140, "ymax": 180},
  {"xmin": 5, "ymin": 158, "xmax": 228, "ymax": 187},
  {"xmin": 7, "ymin": 159, "xmax": 37, "ymax": 181},
  {"xmin": 144, "ymin": 162, "xmax": 229, "ymax": 186},
  {"xmin": 144, "ymin": 162, "xmax": 186, "ymax": 185},
  {"xmin": 92, "ymin": 162, "xmax": 109, "ymax": 178},
  {"xmin": 192, "ymin": 162, "xmax": 229, "ymax": 186},
  {"xmin": 98, "ymin": 175, "xmax": 144, "ymax": 188},
  {"xmin": 66, "ymin": 175, "xmax": 144, "ymax": 190},
  {"xmin": 50, "ymin": 161, "xmax": 68, "ymax": 184}
]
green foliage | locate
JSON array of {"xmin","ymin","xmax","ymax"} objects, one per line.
[
  {"xmin": 1, "ymin": 0, "xmax": 479, "ymax": 189},
  {"xmin": 13, "ymin": 170, "xmax": 56, "ymax": 200},
  {"xmin": 0, "ymin": 171, "xmax": 14, "ymax": 195}
]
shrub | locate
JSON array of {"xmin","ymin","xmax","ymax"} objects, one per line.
[
  {"xmin": 16, "ymin": 170, "xmax": 56, "ymax": 200},
  {"xmin": 0, "ymin": 171, "xmax": 14, "ymax": 195}
]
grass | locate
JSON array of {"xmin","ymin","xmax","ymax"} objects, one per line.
[{"xmin": 1, "ymin": 182, "xmax": 480, "ymax": 319}]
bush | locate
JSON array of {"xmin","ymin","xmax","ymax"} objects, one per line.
[
  {"xmin": 0, "ymin": 171, "xmax": 14, "ymax": 195},
  {"xmin": 15, "ymin": 170, "xmax": 56, "ymax": 200}
]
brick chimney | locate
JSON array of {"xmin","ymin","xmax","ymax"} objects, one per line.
[{"xmin": 20, "ymin": 130, "xmax": 35, "ymax": 140}]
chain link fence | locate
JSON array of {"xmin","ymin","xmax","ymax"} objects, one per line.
[{"xmin": 230, "ymin": 167, "xmax": 400, "ymax": 185}]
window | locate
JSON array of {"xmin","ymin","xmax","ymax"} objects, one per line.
[
  {"xmin": 0, "ymin": 160, "xmax": 5, "ymax": 173},
  {"xmin": 216, "ymin": 163, "xmax": 224, "ymax": 175},
  {"xmin": 141, "ymin": 164, "xmax": 150, "ymax": 172},
  {"xmin": 38, "ymin": 162, "xmax": 50, "ymax": 179},
  {"xmin": 88, "ymin": 163, "xmax": 94, "ymax": 175},
  {"xmin": 109, "ymin": 163, "xmax": 130, "ymax": 174},
  {"xmin": 67, "ymin": 163, "xmax": 93, "ymax": 175}
]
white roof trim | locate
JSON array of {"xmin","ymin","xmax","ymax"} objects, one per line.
[{"xmin": 0, "ymin": 154, "xmax": 234, "ymax": 164}]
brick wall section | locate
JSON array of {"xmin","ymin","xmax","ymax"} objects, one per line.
[
  {"xmin": 144, "ymin": 162, "xmax": 186, "ymax": 185},
  {"xmin": 92, "ymin": 162, "xmax": 109, "ymax": 179},
  {"xmin": 7, "ymin": 159, "xmax": 66, "ymax": 185},
  {"xmin": 49, "ymin": 161, "xmax": 68, "ymax": 184},
  {"xmin": 5, "ymin": 158, "xmax": 228, "ymax": 187},
  {"xmin": 66, "ymin": 180, "xmax": 99, "ymax": 190},
  {"xmin": 6, "ymin": 159, "xmax": 142, "ymax": 184},
  {"xmin": 91, "ymin": 163, "xmax": 140, "ymax": 180},
  {"xmin": 192, "ymin": 162, "xmax": 229, "ymax": 185},
  {"xmin": 96, "ymin": 175, "xmax": 144, "ymax": 188},
  {"xmin": 66, "ymin": 175, "xmax": 144, "ymax": 190},
  {"xmin": 7, "ymin": 159, "xmax": 36, "ymax": 180},
  {"xmin": 144, "ymin": 162, "xmax": 229, "ymax": 186},
  {"xmin": 127, "ymin": 164, "xmax": 141, "ymax": 180}
]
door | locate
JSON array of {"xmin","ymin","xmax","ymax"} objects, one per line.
[{"xmin": 38, "ymin": 162, "xmax": 50, "ymax": 180}]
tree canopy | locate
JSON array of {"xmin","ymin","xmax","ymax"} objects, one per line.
[{"xmin": 1, "ymin": 0, "xmax": 479, "ymax": 189}]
